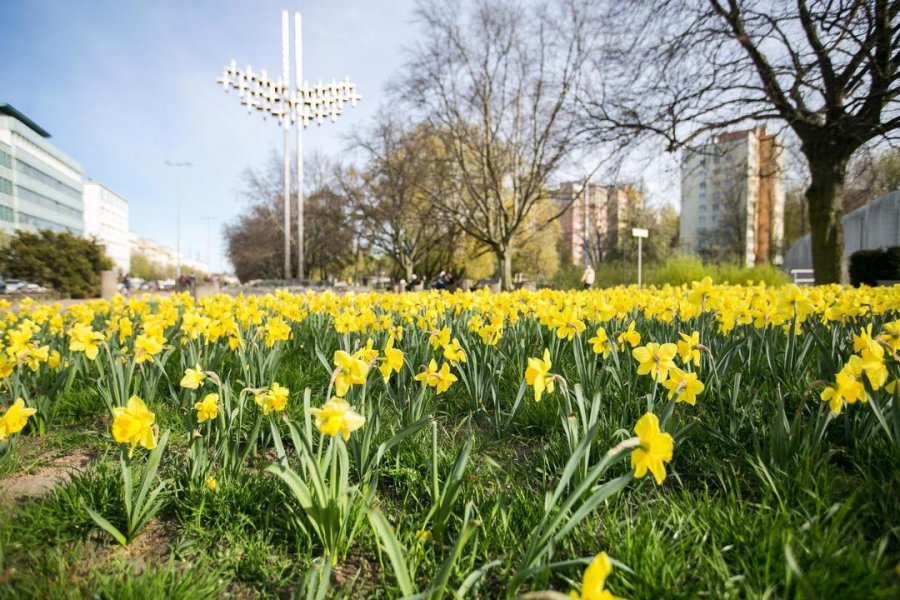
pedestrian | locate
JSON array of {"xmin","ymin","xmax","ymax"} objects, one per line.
[{"xmin": 581, "ymin": 264, "xmax": 595, "ymax": 290}]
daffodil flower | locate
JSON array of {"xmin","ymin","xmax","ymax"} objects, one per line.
[
  {"xmin": 631, "ymin": 412, "xmax": 673, "ymax": 485},
  {"xmin": 194, "ymin": 393, "xmax": 219, "ymax": 423},
  {"xmin": 0, "ymin": 398, "xmax": 37, "ymax": 440},
  {"xmin": 525, "ymin": 349, "xmax": 555, "ymax": 402},
  {"xmin": 180, "ymin": 364, "xmax": 207, "ymax": 389},
  {"xmin": 309, "ymin": 397, "xmax": 366, "ymax": 440},
  {"xmin": 112, "ymin": 396, "xmax": 157, "ymax": 454}
]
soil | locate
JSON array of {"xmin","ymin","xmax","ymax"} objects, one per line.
[{"xmin": 0, "ymin": 450, "xmax": 91, "ymax": 501}]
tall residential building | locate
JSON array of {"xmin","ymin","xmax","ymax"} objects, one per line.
[
  {"xmin": 680, "ymin": 126, "xmax": 785, "ymax": 266},
  {"xmin": 553, "ymin": 182, "xmax": 644, "ymax": 265},
  {"xmin": 0, "ymin": 104, "xmax": 84, "ymax": 235},
  {"xmin": 83, "ymin": 181, "xmax": 130, "ymax": 274}
]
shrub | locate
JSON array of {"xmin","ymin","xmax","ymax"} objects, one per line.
[
  {"xmin": 849, "ymin": 247, "xmax": 900, "ymax": 287},
  {"xmin": 645, "ymin": 256, "xmax": 709, "ymax": 286},
  {"xmin": 551, "ymin": 255, "xmax": 790, "ymax": 289},
  {"xmin": 0, "ymin": 230, "xmax": 113, "ymax": 298}
]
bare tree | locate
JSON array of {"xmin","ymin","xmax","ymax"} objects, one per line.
[
  {"xmin": 225, "ymin": 153, "xmax": 354, "ymax": 282},
  {"xmin": 400, "ymin": 0, "xmax": 594, "ymax": 290},
  {"xmin": 585, "ymin": 0, "xmax": 900, "ymax": 283},
  {"xmin": 343, "ymin": 113, "xmax": 458, "ymax": 281}
]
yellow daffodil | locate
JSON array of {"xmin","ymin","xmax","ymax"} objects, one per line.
[
  {"xmin": 194, "ymin": 393, "xmax": 219, "ymax": 423},
  {"xmin": 632, "ymin": 342, "xmax": 678, "ymax": 382},
  {"xmin": 588, "ymin": 327, "xmax": 612, "ymax": 358},
  {"xmin": 112, "ymin": 396, "xmax": 157, "ymax": 453},
  {"xmin": 0, "ymin": 398, "xmax": 37, "ymax": 440},
  {"xmin": 688, "ymin": 275, "xmax": 714, "ymax": 306},
  {"xmin": 68, "ymin": 322, "xmax": 104, "ymax": 360},
  {"xmin": 205, "ymin": 476, "xmax": 218, "ymax": 491},
  {"xmin": 262, "ymin": 316, "xmax": 292, "ymax": 347},
  {"xmin": 631, "ymin": 412, "xmax": 674, "ymax": 485},
  {"xmin": 662, "ymin": 367, "xmax": 704, "ymax": 405},
  {"xmin": 333, "ymin": 350, "xmax": 369, "ymax": 397},
  {"xmin": 134, "ymin": 333, "xmax": 164, "ymax": 364},
  {"xmin": 442, "ymin": 338, "xmax": 467, "ymax": 363},
  {"xmin": 309, "ymin": 397, "xmax": 366, "ymax": 440},
  {"xmin": 255, "ymin": 382, "xmax": 290, "ymax": 415},
  {"xmin": 414, "ymin": 359, "xmax": 458, "ymax": 394},
  {"xmin": 616, "ymin": 320, "xmax": 641, "ymax": 349},
  {"xmin": 379, "ymin": 336, "xmax": 404, "ymax": 383},
  {"xmin": 569, "ymin": 551, "xmax": 622, "ymax": 600},
  {"xmin": 821, "ymin": 367, "xmax": 866, "ymax": 414},
  {"xmin": 676, "ymin": 331, "xmax": 701, "ymax": 367},
  {"xmin": 525, "ymin": 349, "xmax": 555, "ymax": 402},
  {"xmin": 429, "ymin": 326, "xmax": 452, "ymax": 349},
  {"xmin": 180, "ymin": 364, "xmax": 207, "ymax": 389},
  {"xmin": 848, "ymin": 350, "xmax": 889, "ymax": 390},
  {"xmin": 554, "ymin": 306, "xmax": 587, "ymax": 341}
]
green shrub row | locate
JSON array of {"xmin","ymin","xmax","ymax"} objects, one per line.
[{"xmin": 551, "ymin": 255, "xmax": 790, "ymax": 289}]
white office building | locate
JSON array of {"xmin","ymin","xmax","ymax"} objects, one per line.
[
  {"xmin": 0, "ymin": 104, "xmax": 84, "ymax": 235},
  {"xmin": 83, "ymin": 181, "xmax": 130, "ymax": 274}
]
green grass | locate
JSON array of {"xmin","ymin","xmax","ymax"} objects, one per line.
[{"xmin": 0, "ymin": 308, "xmax": 897, "ymax": 599}]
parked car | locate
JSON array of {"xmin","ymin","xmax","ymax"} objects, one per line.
[
  {"xmin": 21, "ymin": 283, "xmax": 47, "ymax": 293},
  {"xmin": 3, "ymin": 279, "xmax": 23, "ymax": 293},
  {"xmin": 0, "ymin": 280, "xmax": 6, "ymax": 293}
]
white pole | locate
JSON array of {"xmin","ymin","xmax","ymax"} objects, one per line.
[
  {"xmin": 295, "ymin": 12, "xmax": 304, "ymax": 281},
  {"xmin": 637, "ymin": 236, "xmax": 643, "ymax": 289},
  {"xmin": 176, "ymin": 168, "xmax": 181, "ymax": 279},
  {"xmin": 281, "ymin": 10, "xmax": 292, "ymax": 280}
]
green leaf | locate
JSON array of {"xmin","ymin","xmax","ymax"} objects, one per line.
[
  {"xmin": 84, "ymin": 505, "xmax": 127, "ymax": 546},
  {"xmin": 367, "ymin": 508, "xmax": 415, "ymax": 597}
]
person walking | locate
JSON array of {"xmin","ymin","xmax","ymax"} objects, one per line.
[{"xmin": 580, "ymin": 264, "xmax": 595, "ymax": 290}]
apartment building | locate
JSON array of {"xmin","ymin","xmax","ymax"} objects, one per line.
[{"xmin": 680, "ymin": 126, "xmax": 785, "ymax": 265}]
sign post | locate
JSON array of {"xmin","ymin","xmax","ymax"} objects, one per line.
[{"xmin": 632, "ymin": 227, "xmax": 649, "ymax": 289}]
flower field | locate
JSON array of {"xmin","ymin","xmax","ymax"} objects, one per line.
[{"xmin": 1, "ymin": 281, "xmax": 899, "ymax": 598}]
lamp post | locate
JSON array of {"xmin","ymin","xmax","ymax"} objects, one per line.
[
  {"xmin": 217, "ymin": 10, "xmax": 361, "ymax": 281},
  {"xmin": 201, "ymin": 215, "xmax": 215, "ymax": 274},
  {"xmin": 165, "ymin": 160, "xmax": 192, "ymax": 278},
  {"xmin": 632, "ymin": 227, "xmax": 649, "ymax": 289}
]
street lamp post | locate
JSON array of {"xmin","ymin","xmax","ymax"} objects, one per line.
[
  {"xmin": 165, "ymin": 160, "xmax": 192, "ymax": 279},
  {"xmin": 217, "ymin": 10, "xmax": 361, "ymax": 281},
  {"xmin": 632, "ymin": 227, "xmax": 649, "ymax": 289},
  {"xmin": 201, "ymin": 215, "xmax": 214, "ymax": 273}
]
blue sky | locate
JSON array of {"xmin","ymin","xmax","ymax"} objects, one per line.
[{"xmin": 0, "ymin": 0, "xmax": 418, "ymax": 272}]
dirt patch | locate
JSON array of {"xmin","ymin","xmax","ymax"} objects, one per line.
[
  {"xmin": 0, "ymin": 451, "xmax": 91, "ymax": 501},
  {"xmin": 94, "ymin": 517, "xmax": 178, "ymax": 573}
]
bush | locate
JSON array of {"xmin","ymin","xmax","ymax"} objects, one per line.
[
  {"xmin": 552, "ymin": 254, "xmax": 790, "ymax": 289},
  {"xmin": 645, "ymin": 256, "xmax": 709, "ymax": 286},
  {"xmin": 0, "ymin": 230, "xmax": 113, "ymax": 298},
  {"xmin": 849, "ymin": 247, "xmax": 900, "ymax": 286}
]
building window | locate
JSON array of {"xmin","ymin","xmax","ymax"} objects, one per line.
[
  {"xmin": 699, "ymin": 216, "xmax": 706, "ymax": 224},
  {"xmin": 0, "ymin": 205, "xmax": 12, "ymax": 222},
  {"xmin": 0, "ymin": 177, "xmax": 11, "ymax": 195},
  {"xmin": 699, "ymin": 204, "xmax": 707, "ymax": 212},
  {"xmin": 0, "ymin": 150, "xmax": 10, "ymax": 169},
  {"xmin": 18, "ymin": 210, "xmax": 80, "ymax": 234},
  {"xmin": 16, "ymin": 185, "xmax": 82, "ymax": 220},
  {"xmin": 713, "ymin": 192, "xmax": 720, "ymax": 200},
  {"xmin": 699, "ymin": 182, "xmax": 706, "ymax": 188},
  {"xmin": 713, "ymin": 203, "xmax": 721, "ymax": 210},
  {"xmin": 712, "ymin": 215, "xmax": 719, "ymax": 223},
  {"xmin": 14, "ymin": 159, "xmax": 81, "ymax": 201}
]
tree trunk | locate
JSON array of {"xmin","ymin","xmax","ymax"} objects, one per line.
[
  {"xmin": 495, "ymin": 246, "xmax": 514, "ymax": 291},
  {"xmin": 805, "ymin": 157, "xmax": 848, "ymax": 284}
]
